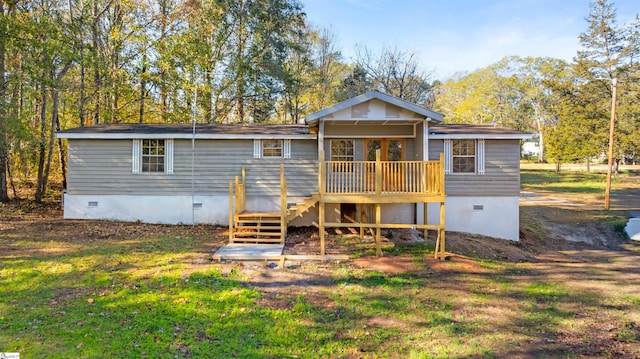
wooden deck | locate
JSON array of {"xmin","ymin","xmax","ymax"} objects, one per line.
[{"xmin": 227, "ymin": 151, "xmax": 447, "ymax": 260}]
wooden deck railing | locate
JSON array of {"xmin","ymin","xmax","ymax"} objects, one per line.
[
  {"xmin": 228, "ymin": 167, "xmax": 246, "ymax": 242},
  {"xmin": 320, "ymin": 152, "xmax": 444, "ymax": 195}
]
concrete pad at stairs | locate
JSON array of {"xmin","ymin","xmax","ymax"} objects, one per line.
[{"xmin": 213, "ymin": 243, "xmax": 284, "ymax": 260}]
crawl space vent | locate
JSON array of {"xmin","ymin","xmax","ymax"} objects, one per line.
[
  {"xmin": 88, "ymin": 201, "xmax": 99, "ymax": 207},
  {"xmin": 473, "ymin": 204, "xmax": 484, "ymax": 211}
]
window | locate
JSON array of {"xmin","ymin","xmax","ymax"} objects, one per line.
[
  {"xmin": 253, "ymin": 139, "xmax": 291, "ymax": 159},
  {"xmin": 132, "ymin": 139, "xmax": 173, "ymax": 174},
  {"xmin": 366, "ymin": 139, "xmax": 404, "ymax": 161},
  {"xmin": 142, "ymin": 139, "xmax": 165, "ymax": 172},
  {"xmin": 443, "ymin": 139, "xmax": 485, "ymax": 175},
  {"xmin": 262, "ymin": 139, "xmax": 283, "ymax": 158},
  {"xmin": 330, "ymin": 140, "xmax": 354, "ymax": 161},
  {"xmin": 452, "ymin": 139, "xmax": 476, "ymax": 173}
]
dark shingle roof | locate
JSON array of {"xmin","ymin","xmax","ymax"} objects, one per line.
[
  {"xmin": 58, "ymin": 123, "xmax": 310, "ymax": 135},
  {"xmin": 429, "ymin": 124, "xmax": 530, "ymax": 136}
]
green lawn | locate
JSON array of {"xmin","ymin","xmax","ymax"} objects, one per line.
[{"xmin": 1, "ymin": 169, "xmax": 639, "ymax": 358}]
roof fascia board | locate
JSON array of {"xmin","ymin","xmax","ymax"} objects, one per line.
[
  {"xmin": 429, "ymin": 134, "xmax": 533, "ymax": 140},
  {"xmin": 57, "ymin": 133, "xmax": 317, "ymax": 140},
  {"xmin": 325, "ymin": 134, "xmax": 416, "ymax": 139}
]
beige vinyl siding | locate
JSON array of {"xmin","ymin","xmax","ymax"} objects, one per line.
[
  {"xmin": 324, "ymin": 123, "xmax": 414, "ymax": 137},
  {"xmin": 67, "ymin": 139, "xmax": 318, "ymax": 197},
  {"xmin": 429, "ymin": 139, "xmax": 521, "ymax": 196}
]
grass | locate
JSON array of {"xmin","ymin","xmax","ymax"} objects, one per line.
[
  {"xmin": 2, "ymin": 234, "xmax": 639, "ymax": 358},
  {"xmin": 521, "ymin": 169, "xmax": 608, "ymax": 194},
  {"xmin": 1, "ymin": 168, "xmax": 639, "ymax": 357}
]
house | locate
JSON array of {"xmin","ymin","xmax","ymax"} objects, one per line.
[{"xmin": 57, "ymin": 91, "xmax": 531, "ymax": 256}]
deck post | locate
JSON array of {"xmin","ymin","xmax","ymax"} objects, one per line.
[
  {"xmin": 437, "ymin": 201, "xmax": 446, "ymax": 260},
  {"xmin": 375, "ymin": 203, "xmax": 381, "ymax": 256},
  {"xmin": 375, "ymin": 149, "xmax": 382, "ymax": 195},
  {"xmin": 280, "ymin": 164, "xmax": 287, "ymax": 243},
  {"xmin": 439, "ymin": 152, "xmax": 446, "ymax": 260},
  {"xmin": 319, "ymin": 202, "xmax": 325, "ymax": 255},
  {"xmin": 439, "ymin": 152, "xmax": 445, "ymax": 193},
  {"xmin": 234, "ymin": 175, "xmax": 240, "ymax": 215},
  {"xmin": 229, "ymin": 180, "xmax": 234, "ymax": 243},
  {"xmin": 423, "ymin": 202, "xmax": 428, "ymax": 240},
  {"xmin": 319, "ymin": 150, "xmax": 325, "ymax": 196},
  {"xmin": 359, "ymin": 205, "xmax": 365, "ymax": 240},
  {"xmin": 241, "ymin": 167, "xmax": 246, "ymax": 210}
]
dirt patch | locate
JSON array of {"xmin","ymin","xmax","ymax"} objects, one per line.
[
  {"xmin": 423, "ymin": 254, "xmax": 493, "ymax": 273},
  {"xmin": 353, "ymin": 256, "xmax": 418, "ymax": 274}
]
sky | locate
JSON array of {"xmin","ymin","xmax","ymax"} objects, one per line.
[{"xmin": 300, "ymin": 0, "xmax": 639, "ymax": 80}]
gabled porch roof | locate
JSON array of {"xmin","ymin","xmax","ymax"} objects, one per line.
[{"xmin": 304, "ymin": 91, "xmax": 444, "ymax": 126}]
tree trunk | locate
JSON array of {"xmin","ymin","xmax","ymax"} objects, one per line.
[
  {"xmin": 56, "ymin": 108, "xmax": 67, "ymax": 190},
  {"xmin": 7, "ymin": 157, "xmax": 18, "ymax": 200},
  {"xmin": 139, "ymin": 52, "xmax": 146, "ymax": 123},
  {"xmin": 555, "ymin": 161, "xmax": 561, "ymax": 172},
  {"xmin": 537, "ymin": 119, "xmax": 545, "ymax": 163},
  {"xmin": 92, "ymin": 0, "xmax": 101, "ymax": 125},
  {"xmin": 159, "ymin": 0, "xmax": 168, "ymax": 120},
  {"xmin": 35, "ymin": 80, "xmax": 48, "ymax": 202},
  {"xmin": 586, "ymin": 158, "xmax": 590, "ymax": 172},
  {"xmin": 0, "ymin": 0, "xmax": 9, "ymax": 202},
  {"xmin": 41, "ymin": 86, "xmax": 62, "ymax": 199},
  {"xmin": 79, "ymin": 46, "xmax": 86, "ymax": 126}
]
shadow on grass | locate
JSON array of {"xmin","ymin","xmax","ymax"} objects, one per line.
[{"xmin": 3, "ymin": 228, "xmax": 640, "ymax": 357}]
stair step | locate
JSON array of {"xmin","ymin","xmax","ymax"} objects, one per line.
[
  {"xmin": 232, "ymin": 238, "xmax": 283, "ymax": 244},
  {"xmin": 237, "ymin": 211, "xmax": 280, "ymax": 217},
  {"xmin": 236, "ymin": 219, "xmax": 282, "ymax": 224},
  {"xmin": 235, "ymin": 225, "xmax": 281, "ymax": 230},
  {"xmin": 233, "ymin": 232, "xmax": 282, "ymax": 237}
]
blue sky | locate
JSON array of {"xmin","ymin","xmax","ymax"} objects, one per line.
[{"xmin": 300, "ymin": 0, "xmax": 639, "ymax": 80}]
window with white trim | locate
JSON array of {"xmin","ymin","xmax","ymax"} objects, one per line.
[
  {"xmin": 330, "ymin": 140, "xmax": 355, "ymax": 161},
  {"xmin": 452, "ymin": 139, "xmax": 476, "ymax": 173},
  {"xmin": 443, "ymin": 139, "xmax": 484, "ymax": 175},
  {"xmin": 262, "ymin": 139, "xmax": 283, "ymax": 157},
  {"xmin": 132, "ymin": 139, "xmax": 174, "ymax": 174},
  {"xmin": 253, "ymin": 139, "xmax": 291, "ymax": 159}
]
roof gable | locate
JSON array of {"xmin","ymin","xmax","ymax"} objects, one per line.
[{"xmin": 304, "ymin": 91, "xmax": 444, "ymax": 125}]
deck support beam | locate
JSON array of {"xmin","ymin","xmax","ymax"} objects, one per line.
[
  {"xmin": 375, "ymin": 203, "xmax": 381, "ymax": 256},
  {"xmin": 319, "ymin": 202, "xmax": 325, "ymax": 256},
  {"xmin": 423, "ymin": 202, "xmax": 428, "ymax": 240}
]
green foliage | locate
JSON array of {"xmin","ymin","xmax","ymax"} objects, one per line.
[{"xmin": 433, "ymin": 56, "xmax": 567, "ymax": 134}]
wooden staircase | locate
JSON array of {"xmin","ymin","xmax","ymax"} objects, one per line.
[
  {"xmin": 229, "ymin": 165, "xmax": 319, "ymax": 244},
  {"xmin": 232, "ymin": 211, "xmax": 284, "ymax": 244},
  {"xmin": 286, "ymin": 193, "xmax": 320, "ymax": 223}
]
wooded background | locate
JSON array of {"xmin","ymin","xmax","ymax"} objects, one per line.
[{"xmin": 0, "ymin": 0, "xmax": 638, "ymax": 202}]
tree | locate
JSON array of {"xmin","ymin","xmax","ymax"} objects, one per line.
[
  {"xmin": 433, "ymin": 57, "xmax": 545, "ymax": 131},
  {"xmin": 337, "ymin": 64, "xmax": 372, "ymax": 101},
  {"xmin": 0, "ymin": 0, "xmax": 9, "ymax": 201},
  {"xmin": 575, "ymin": 0, "xmax": 640, "ymax": 170},
  {"xmin": 350, "ymin": 45, "xmax": 433, "ymax": 104}
]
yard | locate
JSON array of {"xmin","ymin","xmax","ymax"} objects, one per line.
[{"xmin": 1, "ymin": 166, "xmax": 639, "ymax": 358}]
